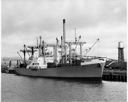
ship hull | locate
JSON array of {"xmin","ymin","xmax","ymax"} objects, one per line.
[{"xmin": 15, "ymin": 63, "xmax": 105, "ymax": 81}]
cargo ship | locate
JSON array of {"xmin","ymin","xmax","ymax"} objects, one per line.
[{"xmin": 15, "ymin": 19, "xmax": 106, "ymax": 81}]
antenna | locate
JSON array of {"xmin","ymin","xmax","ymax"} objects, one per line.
[
  {"xmin": 36, "ymin": 37, "xmax": 38, "ymax": 48},
  {"xmin": 75, "ymin": 28, "xmax": 77, "ymax": 43}
]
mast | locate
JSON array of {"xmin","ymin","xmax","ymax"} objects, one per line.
[
  {"xmin": 23, "ymin": 44, "xmax": 26, "ymax": 64},
  {"xmin": 42, "ymin": 40, "xmax": 46, "ymax": 64},
  {"xmin": 66, "ymin": 42, "xmax": 86, "ymax": 61},
  {"xmin": 68, "ymin": 42, "xmax": 72, "ymax": 64},
  {"xmin": 61, "ymin": 36, "xmax": 63, "ymax": 63},
  {"xmin": 80, "ymin": 42, "xmax": 83, "ymax": 60},
  {"xmin": 54, "ymin": 38, "xmax": 58, "ymax": 63},
  {"xmin": 75, "ymin": 28, "xmax": 77, "ymax": 43},
  {"xmin": 39, "ymin": 36, "xmax": 42, "ymax": 56},
  {"xmin": 36, "ymin": 37, "xmax": 39, "ymax": 48},
  {"xmin": 31, "ymin": 47, "xmax": 34, "ymax": 56}
]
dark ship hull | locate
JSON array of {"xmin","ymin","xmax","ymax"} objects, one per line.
[{"xmin": 15, "ymin": 63, "xmax": 105, "ymax": 81}]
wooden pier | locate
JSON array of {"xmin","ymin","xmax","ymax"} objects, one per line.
[{"xmin": 102, "ymin": 69, "xmax": 127, "ymax": 82}]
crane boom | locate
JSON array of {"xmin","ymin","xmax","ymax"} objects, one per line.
[
  {"xmin": 17, "ymin": 52, "xmax": 23, "ymax": 61},
  {"xmin": 84, "ymin": 38, "xmax": 99, "ymax": 55}
]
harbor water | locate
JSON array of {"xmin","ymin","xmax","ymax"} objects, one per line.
[{"xmin": 2, "ymin": 73, "xmax": 127, "ymax": 102}]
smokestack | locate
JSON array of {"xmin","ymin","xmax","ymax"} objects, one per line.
[
  {"xmin": 63, "ymin": 19, "xmax": 67, "ymax": 63},
  {"xmin": 63, "ymin": 19, "xmax": 66, "ymax": 44}
]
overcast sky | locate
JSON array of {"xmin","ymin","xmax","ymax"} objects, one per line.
[{"xmin": 2, "ymin": 0, "xmax": 127, "ymax": 60}]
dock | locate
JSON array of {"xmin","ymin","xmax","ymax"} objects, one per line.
[
  {"xmin": 102, "ymin": 42, "xmax": 127, "ymax": 82},
  {"xmin": 102, "ymin": 69, "xmax": 127, "ymax": 82}
]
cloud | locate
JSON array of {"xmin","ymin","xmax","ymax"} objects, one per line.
[
  {"xmin": 1, "ymin": 0, "xmax": 127, "ymax": 60},
  {"xmin": 2, "ymin": 0, "xmax": 126, "ymax": 36}
]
